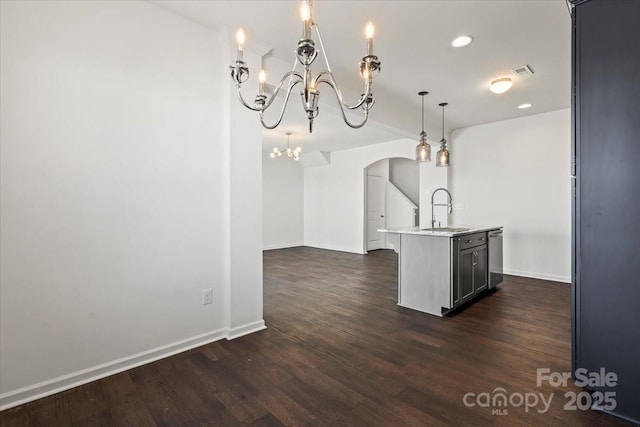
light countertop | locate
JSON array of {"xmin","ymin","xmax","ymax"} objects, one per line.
[{"xmin": 378, "ymin": 225, "xmax": 502, "ymax": 237}]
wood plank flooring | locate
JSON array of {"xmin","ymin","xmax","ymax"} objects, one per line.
[{"xmin": 0, "ymin": 247, "xmax": 633, "ymax": 426}]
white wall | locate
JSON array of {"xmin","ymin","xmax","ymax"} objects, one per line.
[
  {"xmin": 0, "ymin": 0, "xmax": 264, "ymax": 409},
  {"xmin": 304, "ymin": 139, "xmax": 415, "ymax": 254},
  {"xmin": 419, "ymin": 162, "xmax": 448, "ymax": 228},
  {"xmin": 386, "ymin": 182, "xmax": 418, "ymax": 229},
  {"xmin": 366, "ymin": 158, "xmax": 390, "ymax": 180},
  {"xmin": 389, "ymin": 158, "xmax": 419, "ymax": 206},
  {"xmin": 262, "ymin": 154, "xmax": 304, "ymax": 250},
  {"xmin": 449, "ymin": 109, "xmax": 571, "ymax": 282},
  {"xmin": 304, "ymin": 110, "xmax": 570, "ymax": 282},
  {"xmin": 228, "ymin": 52, "xmax": 264, "ymax": 336}
]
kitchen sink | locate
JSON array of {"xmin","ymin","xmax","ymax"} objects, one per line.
[{"xmin": 420, "ymin": 227, "xmax": 471, "ymax": 232}]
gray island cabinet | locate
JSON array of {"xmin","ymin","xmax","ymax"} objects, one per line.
[{"xmin": 379, "ymin": 226, "xmax": 503, "ymax": 317}]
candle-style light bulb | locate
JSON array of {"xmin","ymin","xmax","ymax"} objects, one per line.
[
  {"xmin": 365, "ymin": 22, "xmax": 374, "ymax": 39},
  {"xmin": 300, "ymin": 1, "xmax": 311, "ymax": 40},
  {"xmin": 258, "ymin": 69, "xmax": 266, "ymax": 94},
  {"xmin": 365, "ymin": 22, "xmax": 375, "ymax": 56},
  {"xmin": 300, "ymin": 1, "xmax": 311, "ymax": 22},
  {"xmin": 236, "ymin": 28, "xmax": 245, "ymax": 50}
]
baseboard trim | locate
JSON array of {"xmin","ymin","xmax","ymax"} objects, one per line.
[
  {"xmin": 503, "ymin": 269, "xmax": 570, "ymax": 283},
  {"xmin": 303, "ymin": 244, "xmax": 366, "ymax": 255},
  {"xmin": 228, "ymin": 320, "xmax": 266, "ymax": 340},
  {"xmin": 263, "ymin": 243, "xmax": 304, "ymax": 251},
  {"xmin": 0, "ymin": 321, "xmax": 266, "ymax": 411}
]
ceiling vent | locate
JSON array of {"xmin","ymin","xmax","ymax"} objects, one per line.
[{"xmin": 512, "ymin": 65, "xmax": 535, "ymax": 77}]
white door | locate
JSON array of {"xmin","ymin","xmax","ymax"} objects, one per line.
[{"xmin": 366, "ymin": 175, "xmax": 386, "ymax": 251}]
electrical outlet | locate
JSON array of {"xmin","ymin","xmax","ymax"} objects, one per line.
[{"xmin": 202, "ymin": 288, "xmax": 213, "ymax": 305}]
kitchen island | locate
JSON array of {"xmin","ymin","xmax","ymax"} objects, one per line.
[{"xmin": 379, "ymin": 226, "xmax": 503, "ymax": 317}]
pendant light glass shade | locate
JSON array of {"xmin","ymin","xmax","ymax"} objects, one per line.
[
  {"xmin": 415, "ymin": 91, "xmax": 431, "ymax": 163},
  {"xmin": 435, "ymin": 102, "xmax": 450, "ymax": 167},
  {"xmin": 416, "ymin": 132, "xmax": 431, "ymax": 162},
  {"xmin": 435, "ymin": 144, "xmax": 449, "ymax": 167}
]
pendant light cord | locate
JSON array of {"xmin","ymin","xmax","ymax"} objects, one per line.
[
  {"xmin": 421, "ymin": 95, "xmax": 425, "ymax": 133},
  {"xmin": 442, "ymin": 104, "xmax": 445, "ymax": 142},
  {"xmin": 418, "ymin": 91, "xmax": 429, "ymax": 140}
]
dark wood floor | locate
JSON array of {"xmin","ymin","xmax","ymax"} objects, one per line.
[{"xmin": 1, "ymin": 247, "xmax": 633, "ymax": 426}]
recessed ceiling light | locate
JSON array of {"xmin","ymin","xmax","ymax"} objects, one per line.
[
  {"xmin": 518, "ymin": 103, "xmax": 532, "ymax": 109},
  {"xmin": 489, "ymin": 78, "xmax": 512, "ymax": 94},
  {"xmin": 451, "ymin": 35, "xmax": 473, "ymax": 48}
]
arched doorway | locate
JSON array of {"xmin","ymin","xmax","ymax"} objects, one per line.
[{"xmin": 363, "ymin": 157, "xmax": 419, "ymax": 252}]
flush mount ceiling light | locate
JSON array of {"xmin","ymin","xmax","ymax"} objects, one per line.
[
  {"xmin": 270, "ymin": 132, "xmax": 301, "ymax": 161},
  {"xmin": 436, "ymin": 102, "xmax": 450, "ymax": 167},
  {"xmin": 518, "ymin": 103, "xmax": 532, "ymax": 109},
  {"xmin": 230, "ymin": 0, "xmax": 381, "ymax": 133},
  {"xmin": 451, "ymin": 35, "xmax": 473, "ymax": 48},
  {"xmin": 415, "ymin": 91, "xmax": 431, "ymax": 163},
  {"xmin": 489, "ymin": 77, "xmax": 513, "ymax": 94}
]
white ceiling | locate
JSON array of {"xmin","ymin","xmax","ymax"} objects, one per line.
[{"xmin": 152, "ymin": 0, "xmax": 571, "ymax": 153}]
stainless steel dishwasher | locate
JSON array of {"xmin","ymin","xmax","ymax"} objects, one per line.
[{"xmin": 488, "ymin": 229, "xmax": 503, "ymax": 288}]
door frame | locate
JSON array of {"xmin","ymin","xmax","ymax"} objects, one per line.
[
  {"xmin": 364, "ymin": 172, "xmax": 386, "ymax": 252},
  {"xmin": 362, "ymin": 156, "xmax": 416, "ymax": 254}
]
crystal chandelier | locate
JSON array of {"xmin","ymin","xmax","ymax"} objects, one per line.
[
  {"xmin": 230, "ymin": 0, "xmax": 381, "ymax": 133},
  {"xmin": 270, "ymin": 132, "xmax": 302, "ymax": 161}
]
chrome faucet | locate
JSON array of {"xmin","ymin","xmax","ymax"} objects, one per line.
[{"xmin": 431, "ymin": 188, "xmax": 453, "ymax": 228}]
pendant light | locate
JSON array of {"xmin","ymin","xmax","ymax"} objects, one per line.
[
  {"xmin": 415, "ymin": 91, "xmax": 431, "ymax": 162},
  {"xmin": 436, "ymin": 102, "xmax": 450, "ymax": 167}
]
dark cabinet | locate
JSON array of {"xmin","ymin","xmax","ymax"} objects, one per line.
[
  {"xmin": 473, "ymin": 246, "xmax": 488, "ymax": 293},
  {"xmin": 452, "ymin": 233, "xmax": 488, "ymax": 308},
  {"xmin": 459, "ymin": 249, "xmax": 475, "ymax": 303},
  {"xmin": 571, "ymin": 0, "xmax": 640, "ymax": 423}
]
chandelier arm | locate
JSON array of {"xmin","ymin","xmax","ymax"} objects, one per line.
[
  {"xmin": 259, "ymin": 80, "xmax": 303, "ymax": 130},
  {"xmin": 316, "ymin": 79, "xmax": 369, "ymax": 129},
  {"xmin": 234, "ymin": 84, "xmax": 264, "ymax": 112},
  {"xmin": 234, "ymin": 71, "xmax": 303, "ymax": 113},
  {"xmin": 262, "ymin": 71, "xmax": 304, "ymax": 111},
  {"xmin": 316, "ymin": 74, "xmax": 372, "ymax": 111},
  {"xmin": 314, "ymin": 26, "xmax": 374, "ymax": 111}
]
